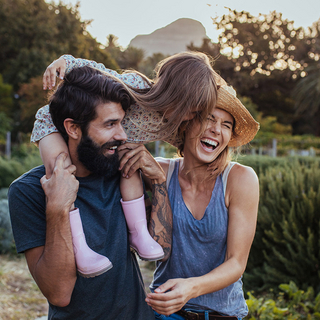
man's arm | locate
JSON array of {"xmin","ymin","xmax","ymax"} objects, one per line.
[
  {"xmin": 118, "ymin": 144, "xmax": 172, "ymax": 261},
  {"xmin": 26, "ymin": 153, "xmax": 79, "ymax": 307}
]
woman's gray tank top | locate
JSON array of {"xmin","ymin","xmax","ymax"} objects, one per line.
[{"xmin": 150, "ymin": 159, "xmax": 248, "ymax": 318}]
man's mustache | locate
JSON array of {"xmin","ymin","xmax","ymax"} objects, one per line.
[{"xmin": 100, "ymin": 140, "xmax": 123, "ymax": 151}]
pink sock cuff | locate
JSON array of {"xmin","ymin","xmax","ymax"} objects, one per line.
[{"xmin": 120, "ymin": 194, "xmax": 144, "ymax": 205}]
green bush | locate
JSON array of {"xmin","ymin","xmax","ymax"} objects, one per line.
[
  {"xmin": 0, "ymin": 198, "xmax": 15, "ymax": 254},
  {"xmin": 246, "ymin": 281, "xmax": 320, "ymax": 319},
  {"xmin": 237, "ymin": 155, "xmax": 320, "ymax": 176},
  {"xmin": 0, "ymin": 143, "xmax": 42, "ymax": 188},
  {"xmin": 244, "ymin": 160, "xmax": 320, "ymax": 293}
]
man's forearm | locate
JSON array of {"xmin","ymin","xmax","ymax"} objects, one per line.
[{"xmin": 26, "ymin": 206, "xmax": 77, "ymax": 307}]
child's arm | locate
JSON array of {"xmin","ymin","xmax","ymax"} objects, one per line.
[
  {"xmin": 39, "ymin": 133, "xmax": 71, "ymax": 179},
  {"xmin": 31, "ymin": 104, "xmax": 71, "ymax": 179},
  {"xmin": 43, "ymin": 55, "xmax": 150, "ymax": 90}
]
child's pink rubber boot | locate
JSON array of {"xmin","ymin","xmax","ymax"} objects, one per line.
[
  {"xmin": 69, "ymin": 208, "xmax": 112, "ymax": 277},
  {"xmin": 121, "ymin": 195, "xmax": 164, "ymax": 261}
]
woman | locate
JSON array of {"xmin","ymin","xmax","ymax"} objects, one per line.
[{"xmin": 119, "ymin": 79, "xmax": 260, "ymax": 319}]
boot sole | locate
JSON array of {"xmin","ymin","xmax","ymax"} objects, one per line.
[
  {"xmin": 78, "ymin": 262, "xmax": 113, "ymax": 278},
  {"xmin": 130, "ymin": 247, "xmax": 164, "ymax": 261}
]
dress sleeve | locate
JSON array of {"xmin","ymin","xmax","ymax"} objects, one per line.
[
  {"xmin": 31, "ymin": 56, "xmax": 151, "ymax": 144},
  {"xmin": 63, "ymin": 54, "xmax": 150, "ymax": 89},
  {"xmin": 30, "ymin": 104, "xmax": 58, "ymax": 144}
]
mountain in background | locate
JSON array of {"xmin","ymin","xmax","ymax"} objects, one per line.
[{"xmin": 128, "ymin": 18, "xmax": 208, "ymax": 57}]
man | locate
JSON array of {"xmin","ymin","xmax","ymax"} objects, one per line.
[{"xmin": 8, "ymin": 66, "xmax": 171, "ymax": 319}]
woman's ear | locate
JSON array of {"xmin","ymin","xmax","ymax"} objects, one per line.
[{"xmin": 64, "ymin": 118, "xmax": 82, "ymax": 140}]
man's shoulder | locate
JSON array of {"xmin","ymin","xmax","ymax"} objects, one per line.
[{"xmin": 9, "ymin": 165, "xmax": 45, "ymax": 195}]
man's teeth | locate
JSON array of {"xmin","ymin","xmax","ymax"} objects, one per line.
[
  {"xmin": 109, "ymin": 146, "xmax": 118, "ymax": 150},
  {"xmin": 201, "ymin": 139, "xmax": 218, "ymax": 147}
]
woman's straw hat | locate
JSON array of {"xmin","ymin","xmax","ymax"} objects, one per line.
[
  {"xmin": 122, "ymin": 71, "xmax": 259, "ymax": 148},
  {"xmin": 213, "ymin": 71, "xmax": 260, "ymax": 147}
]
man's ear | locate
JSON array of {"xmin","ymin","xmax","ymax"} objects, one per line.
[{"xmin": 64, "ymin": 118, "xmax": 82, "ymax": 140}]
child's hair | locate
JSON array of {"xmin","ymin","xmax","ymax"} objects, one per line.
[
  {"xmin": 49, "ymin": 66, "xmax": 135, "ymax": 143},
  {"xmin": 125, "ymin": 51, "xmax": 218, "ymax": 141}
]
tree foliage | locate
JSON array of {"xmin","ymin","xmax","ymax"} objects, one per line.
[
  {"xmin": 0, "ymin": 0, "xmax": 118, "ymax": 136},
  {"xmin": 189, "ymin": 10, "xmax": 320, "ymax": 136}
]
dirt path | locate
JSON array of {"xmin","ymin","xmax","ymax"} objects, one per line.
[{"xmin": 0, "ymin": 255, "xmax": 155, "ymax": 320}]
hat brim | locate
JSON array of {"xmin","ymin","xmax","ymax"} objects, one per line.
[
  {"xmin": 122, "ymin": 87, "xmax": 259, "ymax": 149},
  {"xmin": 216, "ymin": 87, "xmax": 260, "ymax": 147}
]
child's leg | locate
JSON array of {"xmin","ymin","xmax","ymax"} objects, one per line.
[
  {"xmin": 39, "ymin": 133, "xmax": 112, "ymax": 277},
  {"xmin": 120, "ymin": 169, "xmax": 143, "ymax": 201},
  {"xmin": 120, "ymin": 172, "xmax": 164, "ymax": 261},
  {"xmin": 69, "ymin": 208, "xmax": 112, "ymax": 278}
]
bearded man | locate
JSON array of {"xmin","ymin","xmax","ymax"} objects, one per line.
[{"xmin": 8, "ymin": 66, "xmax": 170, "ymax": 320}]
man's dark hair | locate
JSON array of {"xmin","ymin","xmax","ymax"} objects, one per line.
[{"xmin": 49, "ymin": 66, "xmax": 135, "ymax": 143}]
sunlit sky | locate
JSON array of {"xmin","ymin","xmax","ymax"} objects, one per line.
[{"xmin": 58, "ymin": 0, "xmax": 320, "ymax": 48}]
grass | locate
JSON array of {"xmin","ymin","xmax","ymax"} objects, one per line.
[{"xmin": 0, "ymin": 254, "xmax": 48, "ymax": 320}]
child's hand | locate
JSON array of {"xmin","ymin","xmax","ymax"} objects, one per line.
[
  {"xmin": 118, "ymin": 143, "xmax": 166, "ymax": 184},
  {"xmin": 43, "ymin": 57, "xmax": 67, "ymax": 90}
]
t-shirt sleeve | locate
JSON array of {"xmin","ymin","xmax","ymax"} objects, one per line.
[
  {"xmin": 30, "ymin": 104, "xmax": 58, "ymax": 144},
  {"xmin": 8, "ymin": 168, "xmax": 47, "ymax": 253}
]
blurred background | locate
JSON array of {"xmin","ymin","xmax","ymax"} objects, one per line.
[{"xmin": 0, "ymin": 0, "xmax": 319, "ymax": 319}]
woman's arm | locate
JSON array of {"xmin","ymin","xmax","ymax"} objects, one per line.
[
  {"xmin": 118, "ymin": 143, "xmax": 172, "ymax": 261},
  {"xmin": 146, "ymin": 164, "xmax": 259, "ymax": 316}
]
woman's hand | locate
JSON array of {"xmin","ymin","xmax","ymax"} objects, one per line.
[
  {"xmin": 118, "ymin": 143, "xmax": 166, "ymax": 185},
  {"xmin": 43, "ymin": 57, "xmax": 67, "ymax": 90},
  {"xmin": 145, "ymin": 278, "xmax": 196, "ymax": 316}
]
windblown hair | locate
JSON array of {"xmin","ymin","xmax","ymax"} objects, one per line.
[
  {"xmin": 125, "ymin": 51, "xmax": 218, "ymax": 140},
  {"xmin": 49, "ymin": 66, "xmax": 135, "ymax": 143}
]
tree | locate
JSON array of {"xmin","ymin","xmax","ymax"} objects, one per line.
[
  {"xmin": 18, "ymin": 76, "xmax": 47, "ymax": 133},
  {"xmin": 190, "ymin": 10, "xmax": 320, "ymax": 134},
  {"xmin": 292, "ymin": 22, "xmax": 320, "ymax": 135},
  {"xmin": 0, "ymin": 74, "xmax": 13, "ymax": 117},
  {"xmin": 0, "ymin": 0, "xmax": 118, "ymax": 135},
  {"xmin": 138, "ymin": 53, "xmax": 167, "ymax": 78},
  {"xmin": 0, "ymin": 0, "xmax": 118, "ymax": 89}
]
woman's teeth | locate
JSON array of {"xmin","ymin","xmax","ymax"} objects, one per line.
[{"xmin": 201, "ymin": 139, "xmax": 218, "ymax": 150}]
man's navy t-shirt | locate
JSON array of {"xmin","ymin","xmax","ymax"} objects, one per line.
[{"xmin": 8, "ymin": 165, "xmax": 155, "ymax": 320}]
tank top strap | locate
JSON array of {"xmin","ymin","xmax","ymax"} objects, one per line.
[{"xmin": 222, "ymin": 161, "xmax": 237, "ymax": 196}]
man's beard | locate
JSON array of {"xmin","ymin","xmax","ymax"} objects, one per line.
[{"xmin": 77, "ymin": 135, "xmax": 122, "ymax": 178}]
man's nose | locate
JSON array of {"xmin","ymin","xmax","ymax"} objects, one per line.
[{"xmin": 114, "ymin": 124, "xmax": 127, "ymax": 141}]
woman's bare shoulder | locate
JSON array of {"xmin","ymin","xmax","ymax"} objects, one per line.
[{"xmin": 228, "ymin": 162, "xmax": 259, "ymax": 190}]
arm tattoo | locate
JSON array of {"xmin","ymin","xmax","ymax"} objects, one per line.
[{"xmin": 150, "ymin": 181, "xmax": 173, "ymax": 259}]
